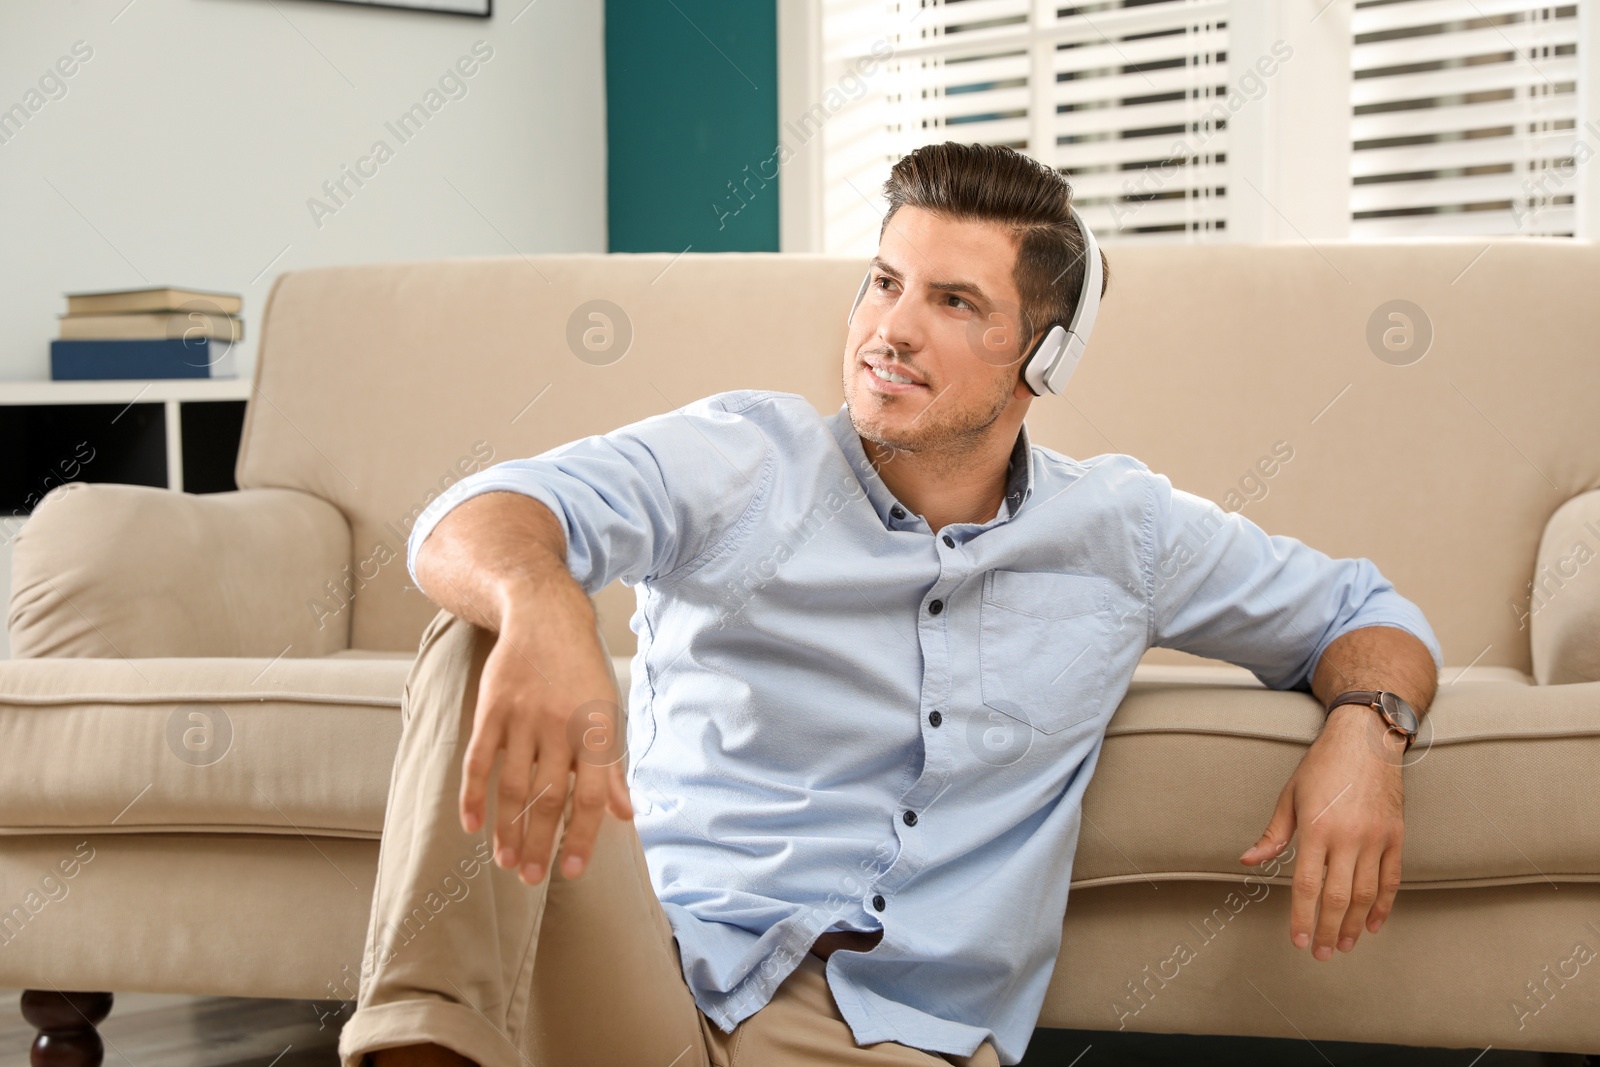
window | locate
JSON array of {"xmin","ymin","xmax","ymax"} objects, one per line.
[
  {"xmin": 1352, "ymin": 1, "xmax": 1582, "ymax": 238},
  {"xmin": 782, "ymin": 0, "xmax": 1594, "ymax": 250}
]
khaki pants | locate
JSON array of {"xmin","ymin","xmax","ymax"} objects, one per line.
[{"xmin": 338, "ymin": 611, "xmax": 1000, "ymax": 1067}]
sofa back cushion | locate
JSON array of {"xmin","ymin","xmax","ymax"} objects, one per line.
[
  {"xmin": 241, "ymin": 253, "xmax": 856, "ymax": 654},
  {"xmin": 239, "ymin": 243, "xmax": 1600, "ymax": 672}
]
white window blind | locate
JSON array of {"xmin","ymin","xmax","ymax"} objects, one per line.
[
  {"xmin": 816, "ymin": 0, "xmax": 1234, "ymax": 254},
  {"xmin": 1350, "ymin": 0, "xmax": 1582, "ymax": 238}
]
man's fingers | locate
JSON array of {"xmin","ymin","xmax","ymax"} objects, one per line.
[
  {"xmin": 492, "ymin": 723, "xmax": 537, "ymax": 869},
  {"xmin": 558, "ymin": 762, "xmax": 615, "ymax": 880},
  {"xmin": 609, "ymin": 762, "xmax": 634, "ymax": 822},
  {"xmin": 1289, "ymin": 840, "xmax": 1325, "ymax": 952},
  {"xmin": 1240, "ymin": 781, "xmax": 1296, "ymax": 865},
  {"xmin": 517, "ymin": 755, "xmax": 569, "ymax": 885},
  {"xmin": 1368, "ymin": 839, "xmax": 1403, "ymax": 933},
  {"xmin": 459, "ymin": 702, "xmax": 506, "ymax": 837},
  {"xmin": 1312, "ymin": 848, "xmax": 1357, "ymax": 962},
  {"xmin": 573, "ymin": 697, "xmax": 632, "ymax": 825},
  {"xmin": 1336, "ymin": 846, "xmax": 1382, "ymax": 952}
]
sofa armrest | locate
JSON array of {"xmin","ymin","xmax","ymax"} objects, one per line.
[
  {"xmin": 1530, "ymin": 488, "xmax": 1600, "ymax": 684},
  {"xmin": 7, "ymin": 483, "xmax": 352, "ymax": 659}
]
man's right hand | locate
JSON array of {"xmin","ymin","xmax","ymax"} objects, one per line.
[
  {"xmin": 412, "ymin": 491, "xmax": 635, "ymax": 887},
  {"xmin": 460, "ymin": 602, "xmax": 634, "ymax": 885}
]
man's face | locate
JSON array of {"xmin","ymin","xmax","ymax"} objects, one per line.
[{"xmin": 842, "ymin": 205, "xmax": 1035, "ymax": 458}]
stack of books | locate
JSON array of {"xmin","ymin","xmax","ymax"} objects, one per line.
[{"xmin": 50, "ymin": 287, "xmax": 243, "ymax": 380}]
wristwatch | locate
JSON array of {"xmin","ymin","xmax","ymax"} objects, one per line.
[{"xmin": 1326, "ymin": 690, "xmax": 1419, "ymax": 751}]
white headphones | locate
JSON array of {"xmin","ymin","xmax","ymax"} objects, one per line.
[{"xmin": 847, "ymin": 205, "xmax": 1102, "ymax": 397}]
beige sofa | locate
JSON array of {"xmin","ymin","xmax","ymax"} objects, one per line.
[{"xmin": 3, "ymin": 243, "xmax": 1599, "ymax": 1064}]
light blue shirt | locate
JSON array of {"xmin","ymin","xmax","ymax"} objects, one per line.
[{"xmin": 407, "ymin": 389, "xmax": 1442, "ymax": 1065}]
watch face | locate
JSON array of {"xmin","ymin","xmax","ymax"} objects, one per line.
[{"xmin": 1378, "ymin": 691, "xmax": 1419, "ymax": 735}]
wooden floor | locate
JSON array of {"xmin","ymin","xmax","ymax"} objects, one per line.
[{"xmin": 0, "ymin": 990, "xmax": 1590, "ymax": 1066}]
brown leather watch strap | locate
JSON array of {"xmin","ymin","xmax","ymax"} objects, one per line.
[
  {"xmin": 1326, "ymin": 689, "xmax": 1416, "ymax": 751},
  {"xmin": 1325, "ymin": 689, "xmax": 1383, "ymax": 716}
]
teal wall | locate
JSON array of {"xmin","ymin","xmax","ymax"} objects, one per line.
[{"xmin": 604, "ymin": 0, "xmax": 779, "ymax": 252}]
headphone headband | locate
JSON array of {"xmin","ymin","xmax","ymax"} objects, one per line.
[{"xmin": 847, "ymin": 203, "xmax": 1102, "ymax": 398}]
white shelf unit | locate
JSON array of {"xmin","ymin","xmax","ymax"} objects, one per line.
[{"xmin": 0, "ymin": 378, "xmax": 250, "ymax": 492}]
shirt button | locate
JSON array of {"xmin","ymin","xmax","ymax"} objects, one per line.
[
  {"xmin": 928, "ymin": 599, "xmax": 944, "ymax": 615},
  {"xmin": 872, "ymin": 894, "xmax": 886, "ymax": 912},
  {"xmin": 928, "ymin": 710, "xmax": 942, "ymax": 728},
  {"xmin": 902, "ymin": 810, "xmax": 918, "ymax": 827},
  {"xmin": 890, "ymin": 505, "xmax": 906, "ymax": 519},
  {"xmin": 942, "ymin": 534, "xmax": 955, "ymax": 548}
]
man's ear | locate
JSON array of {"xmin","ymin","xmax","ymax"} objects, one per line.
[{"xmin": 1012, "ymin": 360, "xmax": 1036, "ymax": 400}]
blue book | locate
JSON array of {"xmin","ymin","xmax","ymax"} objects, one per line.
[{"xmin": 51, "ymin": 338, "xmax": 239, "ymax": 381}]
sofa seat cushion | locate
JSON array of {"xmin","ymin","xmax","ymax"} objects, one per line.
[
  {"xmin": 1131, "ymin": 662, "xmax": 1532, "ymax": 686},
  {"xmin": 1078, "ymin": 675, "xmax": 1600, "ymax": 887},
  {"xmin": 2, "ymin": 657, "xmax": 1594, "ymax": 888},
  {"xmin": 0, "ymin": 652, "xmax": 634, "ymax": 838},
  {"xmin": 0, "ymin": 656, "xmax": 411, "ymax": 838}
]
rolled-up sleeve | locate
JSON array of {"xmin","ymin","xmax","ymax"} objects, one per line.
[
  {"xmin": 406, "ymin": 394, "xmax": 773, "ymax": 596},
  {"xmin": 1143, "ymin": 470, "xmax": 1443, "ymax": 691}
]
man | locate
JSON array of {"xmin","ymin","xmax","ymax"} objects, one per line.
[{"xmin": 338, "ymin": 142, "xmax": 1441, "ymax": 1067}]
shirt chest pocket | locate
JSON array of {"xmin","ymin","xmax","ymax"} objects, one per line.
[{"xmin": 978, "ymin": 569, "xmax": 1115, "ymax": 736}]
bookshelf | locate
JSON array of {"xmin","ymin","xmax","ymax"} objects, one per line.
[{"xmin": 0, "ymin": 378, "xmax": 250, "ymax": 501}]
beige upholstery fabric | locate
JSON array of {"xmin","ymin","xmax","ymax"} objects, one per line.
[
  {"xmin": 8, "ymin": 484, "xmax": 352, "ymax": 659},
  {"xmin": 0, "ymin": 655, "xmax": 408, "ymax": 837},
  {"xmin": 237, "ymin": 244, "xmax": 1600, "ymax": 673},
  {"xmin": 5, "ymin": 244, "xmax": 1600, "ymax": 1057},
  {"xmin": 0, "ymin": 832, "xmax": 1594, "ymax": 1053},
  {"xmin": 0, "ymin": 833, "xmax": 377, "ymax": 1001},
  {"xmin": 2, "ymin": 652, "xmax": 1594, "ymax": 884},
  {"xmin": 1131, "ymin": 662, "xmax": 1533, "ymax": 686},
  {"xmin": 1531, "ymin": 488, "xmax": 1600, "ymax": 684},
  {"xmin": 239, "ymin": 255, "xmax": 851, "ymax": 654},
  {"xmin": 2, "ymin": 671, "xmax": 1597, "ymax": 1055},
  {"xmin": 1082, "ymin": 674, "xmax": 1600, "ymax": 887},
  {"xmin": 3, "ymin": 652, "xmax": 1587, "ymax": 883},
  {"xmin": 1042, "ymin": 880, "xmax": 1600, "ymax": 1049},
  {"xmin": 0, "ymin": 652, "xmax": 618, "ymax": 839}
]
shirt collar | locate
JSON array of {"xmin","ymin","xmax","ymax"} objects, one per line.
[{"xmin": 826, "ymin": 403, "xmax": 1035, "ymax": 532}]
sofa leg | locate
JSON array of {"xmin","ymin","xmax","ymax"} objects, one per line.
[{"xmin": 19, "ymin": 990, "xmax": 113, "ymax": 1067}]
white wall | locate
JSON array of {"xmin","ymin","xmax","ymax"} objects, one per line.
[{"xmin": 0, "ymin": 0, "xmax": 608, "ymax": 382}]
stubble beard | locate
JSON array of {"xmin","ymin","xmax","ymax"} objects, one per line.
[{"xmin": 843, "ymin": 355, "xmax": 1017, "ymax": 474}]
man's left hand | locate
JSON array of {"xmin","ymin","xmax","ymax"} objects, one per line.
[{"xmin": 1237, "ymin": 705, "xmax": 1408, "ymax": 961}]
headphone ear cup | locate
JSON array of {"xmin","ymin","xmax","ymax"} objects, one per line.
[{"xmin": 1022, "ymin": 324, "xmax": 1068, "ymax": 396}]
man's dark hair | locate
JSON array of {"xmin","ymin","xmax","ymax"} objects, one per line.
[{"xmin": 879, "ymin": 141, "xmax": 1110, "ymax": 377}]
